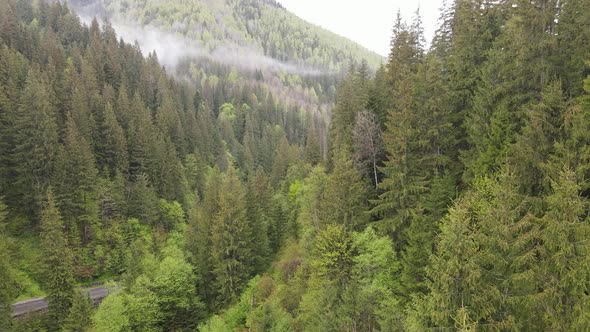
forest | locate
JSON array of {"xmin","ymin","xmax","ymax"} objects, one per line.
[{"xmin": 1, "ymin": 0, "xmax": 590, "ymax": 331}]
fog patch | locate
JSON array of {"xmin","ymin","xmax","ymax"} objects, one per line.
[{"xmin": 78, "ymin": 14, "xmax": 324, "ymax": 76}]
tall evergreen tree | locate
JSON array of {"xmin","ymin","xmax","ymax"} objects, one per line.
[
  {"xmin": 535, "ymin": 168, "xmax": 590, "ymax": 330},
  {"xmin": 40, "ymin": 189, "xmax": 75, "ymax": 331},
  {"xmin": 54, "ymin": 114, "xmax": 99, "ymax": 245},
  {"xmin": 211, "ymin": 166, "xmax": 253, "ymax": 307},
  {"xmin": 12, "ymin": 68, "xmax": 59, "ymax": 218},
  {"xmin": 98, "ymin": 102, "xmax": 128, "ymax": 177},
  {"xmin": 319, "ymin": 151, "xmax": 368, "ymax": 231},
  {"xmin": 464, "ymin": 0, "xmax": 559, "ymax": 180},
  {"xmin": 0, "ymin": 198, "xmax": 16, "ymax": 331},
  {"xmin": 417, "ymin": 172, "xmax": 539, "ymax": 330},
  {"xmin": 62, "ymin": 291, "xmax": 94, "ymax": 332},
  {"xmin": 372, "ymin": 18, "xmax": 425, "ymax": 245}
]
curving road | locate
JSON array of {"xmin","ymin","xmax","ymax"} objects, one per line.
[{"xmin": 12, "ymin": 287, "xmax": 111, "ymax": 318}]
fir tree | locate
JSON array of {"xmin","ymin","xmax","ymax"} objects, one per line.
[
  {"xmin": 62, "ymin": 291, "xmax": 94, "ymax": 332},
  {"xmin": 40, "ymin": 189, "xmax": 75, "ymax": 331},
  {"xmin": 0, "ymin": 198, "xmax": 16, "ymax": 331},
  {"xmin": 12, "ymin": 68, "xmax": 59, "ymax": 218},
  {"xmin": 54, "ymin": 114, "xmax": 99, "ymax": 245},
  {"xmin": 211, "ymin": 166, "xmax": 253, "ymax": 307}
]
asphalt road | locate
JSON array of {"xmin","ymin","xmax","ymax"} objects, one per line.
[{"xmin": 12, "ymin": 287, "xmax": 111, "ymax": 318}]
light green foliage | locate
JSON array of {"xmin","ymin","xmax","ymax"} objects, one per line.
[
  {"xmin": 62, "ymin": 291, "xmax": 94, "ymax": 332},
  {"xmin": 151, "ymin": 246, "xmax": 204, "ymax": 330},
  {"xmin": 158, "ymin": 199, "xmax": 185, "ymax": 231},
  {"xmin": 313, "ymin": 224, "xmax": 356, "ymax": 284},
  {"xmin": 124, "ymin": 275, "xmax": 162, "ymax": 332},
  {"xmin": 248, "ymin": 302, "xmax": 293, "ymax": 332},
  {"xmin": 536, "ymin": 168, "xmax": 590, "ymax": 329},
  {"xmin": 198, "ymin": 315, "xmax": 230, "ymax": 332},
  {"xmin": 319, "ymin": 152, "xmax": 368, "ymax": 231},
  {"xmin": 95, "ymin": 242, "xmax": 204, "ymax": 331},
  {"xmin": 93, "ymin": 293, "xmax": 129, "ymax": 332},
  {"xmin": 296, "ymin": 166, "xmax": 328, "ymax": 247}
]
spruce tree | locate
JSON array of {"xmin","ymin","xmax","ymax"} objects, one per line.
[
  {"xmin": 127, "ymin": 173, "xmax": 159, "ymax": 226},
  {"xmin": 98, "ymin": 102, "xmax": 128, "ymax": 177},
  {"xmin": 372, "ymin": 18, "xmax": 426, "ymax": 247},
  {"xmin": 53, "ymin": 114, "xmax": 99, "ymax": 245},
  {"xmin": 185, "ymin": 168, "xmax": 221, "ymax": 310},
  {"xmin": 419, "ymin": 172, "xmax": 539, "ymax": 330},
  {"xmin": 0, "ymin": 198, "xmax": 16, "ymax": 331},
  {"xmin": 536, "ymin": 168, "xmax": 590, "ymax": 330},
  {"xmin": 464, "ymin": 0, "xmax": 559, "ymax": 180},
  {"xmin": 40, "ymin": 189, "xmax": 75, "ymax": 331},
  {"xmin": 62, "ymin": 291, "xmax": 94, "ymax": 332},
  {"xmin": 319, "ymin": 151, "xmax": 368, "ymax": 231},
  {"xmin": 12, "ymin": 68, "xmax": 59, "ymax": 218},
  {"xmin": 211, "ymin": 166, "xmax": 253, "ymax": 307}
]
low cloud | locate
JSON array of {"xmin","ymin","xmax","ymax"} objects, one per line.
[{"xmin": 79, "ymin": 13, "xmax": 324, "ymax": 76}]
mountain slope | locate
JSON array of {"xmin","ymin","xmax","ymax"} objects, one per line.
[{"xmin": 69, "ymin": 0, "xmax": 384, "ymax": 72}]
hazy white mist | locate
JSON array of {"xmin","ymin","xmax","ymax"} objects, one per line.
[{"xmin": 79, "ymin": 14, "xmax": 324, "ymax": 76}]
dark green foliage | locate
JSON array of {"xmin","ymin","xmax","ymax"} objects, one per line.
[
  {"xmin": 127, "ymin": 173, "xmax": 159, "ymax": 226},
  {"xmin": 40, "ymin": 190, "xmax": 75, "ymax": 330},
  {"xmin": 0, "ymin": 199, "xmax": 17, "ymax": 331},
  {"xmin": 12, "ymin": 68, "xmax": 59, "ymax": 218},
  {"xmin": 210, "ymin": 166, "xmax": 253, "ymax": 307},
  {"xmin": 54, "ymin": 114, "xmax": 99, "ymax": 246},
  {"xmin": 98, "ymin": 102, "xmax": 128, "ymax": 177}
]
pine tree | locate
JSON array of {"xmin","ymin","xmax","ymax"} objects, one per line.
[
  {"xmin": 62, "ymin": 291, "xmax": 94, "ymax": 332},
  {"xmin": 555, "ymin": 0, "xmax": 590, "ymax": 96},
  {"xmin": 535, "ymin": 168, "xmax": 590, "ymax": 330},
  {"xmin": 319, "ymin": 151, "xmax": 368, "ymax": 231},
  {"xmin": 210, "ymin": 166, "xmax": 253, "ymax": 307},
  {"xmin": 246, "ymin": 168, "xmax": 271, "ymax": 274},
  {"xmin": 40, "ymin": 189, "xmax": 75, "ymax": 331},
  {"xmin": 127, "ymin": 93, "xmax": 155, "ymax": 179},
  {"xmin": 127, "ymin": 173, "xmax": 159, "ymax": 226},
  {"xmin": 54, "ymin": 114, "xmax": 99, "ymax": 245},
  {"xmin": 372, "ymin": 18, "xmax": 426, "ymax": 246},
  {"xmin": 304, "ymin": 124, "xmax": 322, "ymax": 166},
  {"xmin": 511, "ymin": 82, "xmax": 565, "ymax": 196},
  {"xmin": 185, "ymin": 168, "xmax": 221, "ymax": 310},
  {"xmin": 98, "ymin": 102, "xmax": 128, "ymax": 177},
  {"xmin": 419, "ymin": 172, "xmax": 539, "ymax": 330},
  {"xmin": 464, "ymin": 0, "xmax": 559, "ymax": 181},
  {"xmin": 12, "ymin": 68, "xmax": 59, "ymax": 218},
  {"xmin": 0, "ymin": 198, "xmax": 16, "ymax": 331}
]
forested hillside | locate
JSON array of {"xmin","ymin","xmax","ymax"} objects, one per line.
[
  {"xmin": 196, "ymin": 0, "xmax": 590, "ymax": 330},
  {"xmin": 2, "ymin": 0, "xmax": 590, "ymax": 331},
  {"xmin": 68, "ymin": 0, "xmax": 383, "ymax": 71},
  {"xmin": 0, "ymin": 0, "xmax": 323, "ymax": 330},
  {"xmin": 63, "ymin": 0, "xmax": 386, "ymax": 159}
]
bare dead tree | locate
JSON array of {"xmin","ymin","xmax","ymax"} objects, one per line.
[{"xmin": 352, "ymin": 110, "xmax": 383, "ymax": 188}]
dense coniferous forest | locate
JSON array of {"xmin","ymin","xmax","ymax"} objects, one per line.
[{"xmin": 1, "ymin": 0, "xmax": 590, "ymax": 331}]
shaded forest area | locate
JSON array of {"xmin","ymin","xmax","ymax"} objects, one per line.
[{"xmin": 1, "ymin": 0, "xmax": 590, "ymax": 331}]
